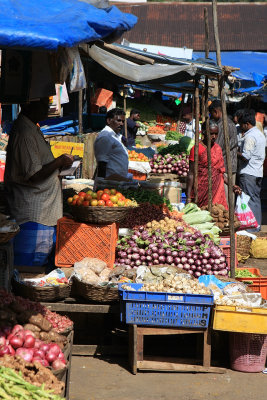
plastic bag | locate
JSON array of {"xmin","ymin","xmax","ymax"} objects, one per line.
[
  {"xmin": 235, "ymin": 192, "xmax": 258, "ymax": 229},
  {"xmin": 68, "ymin": 48, "xmax": 87, "ymax": 93}
]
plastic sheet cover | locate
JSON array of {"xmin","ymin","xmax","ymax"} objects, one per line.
[
  {"xmin": 88, "ymin": 45, "xmax": 197, "ymax": 83},
  {"xmin": 0, "ymin": 0, "xmax": 137, "ymax": 50}
]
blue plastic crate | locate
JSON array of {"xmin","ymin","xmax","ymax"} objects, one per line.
[{"xmin": 119, "ymin": 283, "xmax": 213, "ymax": 329}]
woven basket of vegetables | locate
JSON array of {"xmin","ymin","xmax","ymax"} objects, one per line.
[
  {"xmin": 71, "ymin": 205, "xmax": 137, "ymax": 224},
  {"xmin": 12, "ymin": 274, "xmax": 71, "ymax": 302},
  {"xmin": 72, "ymin": 276, "xmax": 119, "ymax": 302}
]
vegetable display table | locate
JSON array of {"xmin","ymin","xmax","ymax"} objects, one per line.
[
  {"xmin": 41, "ymin": 299, "xmax": 122, "ymax": 356},
  {"xmin": 129, "ymin": 325, "xmax": 226, "ymax": 374}
]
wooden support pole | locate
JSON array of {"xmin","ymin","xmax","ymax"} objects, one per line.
[
  {"xmin": 78, "ymin": 89, "xmax": 83, "ymax": 134},
  {"xmin": 123, "ymin": 86, "xmax": 128, "ymax": 139},
  {"xmin": 193, "ymin": 80, "xmax": 200, "ymax": 204},
  {"xmin": 212, "ymin": 0, "xmax": 235, "ymax": 278},
  {"xmin": 204, "ymin": 7, "xmax": 212, "ymax": 213}
]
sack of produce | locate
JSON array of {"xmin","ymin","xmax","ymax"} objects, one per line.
[{"xmin": 250, "ymin": 238, "xmax": 267, "ymax": 259}]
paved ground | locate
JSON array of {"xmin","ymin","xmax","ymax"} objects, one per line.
[{"xmin": 69, "ymin": 356, "xmax": 267, "ymax": 400}]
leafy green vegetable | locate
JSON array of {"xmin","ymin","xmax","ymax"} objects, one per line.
[
  {"xmin": 178, "ymin": 136, "xmax": 194, "ymax": 154},
  {"xmin": 235, "ymin": 269, "xmax": 259, "ymax": 278},
  {"xmin": 165, "ymin": 131, "xmax": 183, "ymax": 141},
  {"xmin": 120, "ymin": 188, "xmax": 173, "ymax": 210}
]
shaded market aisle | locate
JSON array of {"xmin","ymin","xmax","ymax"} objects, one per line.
[{"xmin": 69, "ymin": 356, "xmax": 267, "ymax": 400}]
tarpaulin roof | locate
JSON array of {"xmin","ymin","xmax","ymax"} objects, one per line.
[
  {"xmin": 193, "ymin": 51, "xmax": 267, "ymax": 84},
  {"xmin": 85, "ymin": 43, "xmax": 221, "ymax": 86},
  {"xmin": 0, "ymin": 0, "xmax": 137, "ymax": 50}
]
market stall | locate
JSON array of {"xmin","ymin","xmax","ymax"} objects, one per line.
[{"xmin": 1, "ymin": 2, "xmax": 267, "ymax": 396}]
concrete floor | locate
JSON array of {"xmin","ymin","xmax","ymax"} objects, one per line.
[{"xmin": 69, "ymin": 356, "xmax": 267, "ymax": 400}]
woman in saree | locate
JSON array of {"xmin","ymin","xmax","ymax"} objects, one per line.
[{"xmin": 186, "ymin": 120, "xmax": 240, "ymax": 209}]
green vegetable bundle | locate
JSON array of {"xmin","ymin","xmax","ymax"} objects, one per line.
[
  {"xmin": 235, "ymin": 269, "xmax": 259, "ymax": 278},
  {"xmin": 0, "ymin": 366, "xmax": 64, "ymax": 400},
  {"xmin": 165, "ymin": 131, "xmax": 183, "ymax": 141},
  {"xmin": 120, "ymin": 188, "xmax": 172, "ymax": 210}
]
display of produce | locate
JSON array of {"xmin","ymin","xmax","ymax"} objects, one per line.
[
  {"xmin": 0, "ymin": 366, "xmax": 64, "ymax": 400},
  {"xmin": 116, "ymin": 223, "xmax": 229, "ymax": 277},
  {"xmin": 159, "ymin": 136, "xmax": 194, "ymax": 156},
  {"xmin": 165, "ymin": 131, "xmax": 183, "ymax": 141},
  {"xmin": 182, "ymin": 203, "xmax": 221, "ymax": 244},
  {"xmin": 146, "ymin": 217, "xmax": 186, "ymax": 233},
  {"xmin": 67, "ymin": 188, "xmax": 137, "ymax": 208},
  {"xmin": 128, "ymin": 150, "xmax": 149, "ymax": 162},
  {"xmin": 147, "ymin": 126, "xmax": 165, "ymax": 134},
  {"xmin": 120, "ymin": 189, "xmax": 172, "ymax": 210},
  {"xmin": 149, "ymin": 154, "xmax": 189, "ymax": 176},
  {"xmin": 0, "ymin": 355, "xmax": 64, "ymax": 395},
  {"xmin": 0, "ymin": 289, "xmax": 73, "ymax": 334},
  {"xmin": 122, "ymin": 275, "xmax": 211, "ymax": 295},
  {"xmin": 14, "ymin": 269, "xmax": 69, "ymax": 288},
  {"xmin": 235, "ymin": 269, "xmax": 260, "ymax": 278},
  {"xmin": 120, "ymin": 203, "xmax": 167, "ymax": 229},
  {"xmin": 201, "ymin": 203, "xmax": 240, "ymax": 230},
  {"xmin": 137, "ymin": 122, "xmax": 149, "ymax": 135}
]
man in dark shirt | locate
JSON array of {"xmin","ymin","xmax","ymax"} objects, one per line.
[
  {"xmin": 123, "ymin": 109, "xmax": 140, "ymax": 147},
  {"xmin": 209, "ymin": 100, "xmax": 238, "ymax": 202}
]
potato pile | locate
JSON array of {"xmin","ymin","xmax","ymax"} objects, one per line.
[
  {"xmin": 146, "ymin": 217, "xmax": 187, "ymax": 233},
  {"xmin": 202, "ymin": 204, "xmax": 240, "ymax": 230}
]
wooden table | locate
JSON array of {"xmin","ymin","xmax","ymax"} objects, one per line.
[
  {"xmin": 41, "ymin": 298, "xmax": 122, "ymax": 356},
  {"xmin": 129, "ymin": 325, "xmax": 226, "ymax": 374}
]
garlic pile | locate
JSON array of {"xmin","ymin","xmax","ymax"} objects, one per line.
[{"xmin": 122, "ymin": 275, "xmax": 211, "ymax": 295}]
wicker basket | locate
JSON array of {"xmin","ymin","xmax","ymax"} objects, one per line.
[
  {"xmin": 12, "ymin": 274, "xmax": 71, "ymax": 302},
  {"xmin": 236, "ymin": 235, "xmax": 252, "ymax": 257},
  {"xmin": 72, "ymin": 276, "xmax": 119, "ymax": 302},
  {"xmin": 70, "ymin": 205, "xmax": 136, "ymax": 224},
  {"xmin": 0, "ymin": 229, "xmax": 20, "ymax": 244}
]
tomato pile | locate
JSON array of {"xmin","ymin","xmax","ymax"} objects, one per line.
[
  {"xmin": 67, "ymin": 188, "xmax": 137, "ymax": 208},
  {"xmin": 128, "ymin": 150, "xmax": 149, "ymax": 162}
]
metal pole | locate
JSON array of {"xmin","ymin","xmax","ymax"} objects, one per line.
[
  {"xmin": 193, "ymin": 80, "xmax": 200, "ymax": 204},
  {"xmin": 204, "ymin": 7, "xmax": 212, "ymax": 213},
  {"xmin": 212, "ymin": 0, "xmax": 235, "ymax": 278}
]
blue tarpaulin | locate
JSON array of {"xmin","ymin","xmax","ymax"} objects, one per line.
[
  {"xmin": 193, "ymin": 51, "xmax": 267, "ymax": 84},
  {"xmin": 0, "ymin": 0, "xmax": 137, "ymax": 50}
]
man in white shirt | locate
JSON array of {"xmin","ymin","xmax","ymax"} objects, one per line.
[
  {"xmin": 238, "ymin": 109, "xmax": 266, "ymax": 231},
  {"xmin": 94, "ymin": 108, "xmax": 130, "ymax": 183},
  {"xmin": 182, "ymin": 105, "xmax": 201, "ymax": 139}
]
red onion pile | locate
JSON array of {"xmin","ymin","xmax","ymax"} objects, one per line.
[
  {"xmin": 116, "ymin": 226, "xmax": 229, "ymax": 278},
  {"xmin": 149, "ymin": 154, "xmax": 189, "ymax": 176},
  {"xmin": 0, "ymin": 325, "xmax": 66, "ymax": 370}
]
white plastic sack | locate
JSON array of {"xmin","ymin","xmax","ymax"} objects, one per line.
[
  {"xmin": 128, "ymin": 161, "xmax": 151, "ymax": 174},
  {"xmin": 235, "ymin": 192, "xmax": 258, "ymax": 229}
]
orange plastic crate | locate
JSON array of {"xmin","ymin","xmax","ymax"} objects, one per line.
[
  {"xmin": 128, "ymin": 169, "xmax": 147, "ymax": 181},
  {"xmin": 236, "ymin": 268, "xmax": 266, "ymax": 299},
  {"xmin": 55, "ymin": 217, "xmax": 118, "ymax": 268},
  {"xmin": 219, "ymin": 236, "xmax": 237, "ymax": 268}
]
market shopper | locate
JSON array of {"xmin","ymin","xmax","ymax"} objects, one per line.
[
  {"xmin": 182, "ymin": 104, "xmax": 201, "ymax": 139},
  {"xmin": 94, "ymin": 108, "xmax": 131, "ymax": 183},
  {"xmin": 186, "ymin": 121, "xmax": 240, "ymax": 208},
  {"xmin": 122, "ymin": 109, "xmax": 141, "ymax": 147},
  {"xmin": 237, "ymin": 110, "xmax": 266, "ymax": 231},
  {"xmin": 4, "ymin": 98, "xmax": 74, "ymax": 267},
  {"xmin": 209, "ymin": 100, "xmax": 238, "ymax": 200}
]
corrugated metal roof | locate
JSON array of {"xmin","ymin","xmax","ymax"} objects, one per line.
[{"xmin": 115, "ymin": 2, "xmax": 267, "ymax": 51}]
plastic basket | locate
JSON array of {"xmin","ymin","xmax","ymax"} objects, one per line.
[
  {"xmin": 128, "ymin": 169, "xmax": 147, "ymax": 181},
  {"xmin": 119, "ymin": 283, "xmax": 213, "ymax": 328},
  {"xmin": 55, "ymin": 217, "xmax": 118, "ymax": 268},
  {"xmin": 229, "ymin": 332, "xmax": 267, "ymax": 372},
  {"xmin": 212, "ymin": 305, "xmax": 267, "ymax": 334},
  {"xmin": 218, "ymin": 236, "xmax": 237, "ymax": 268}
]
